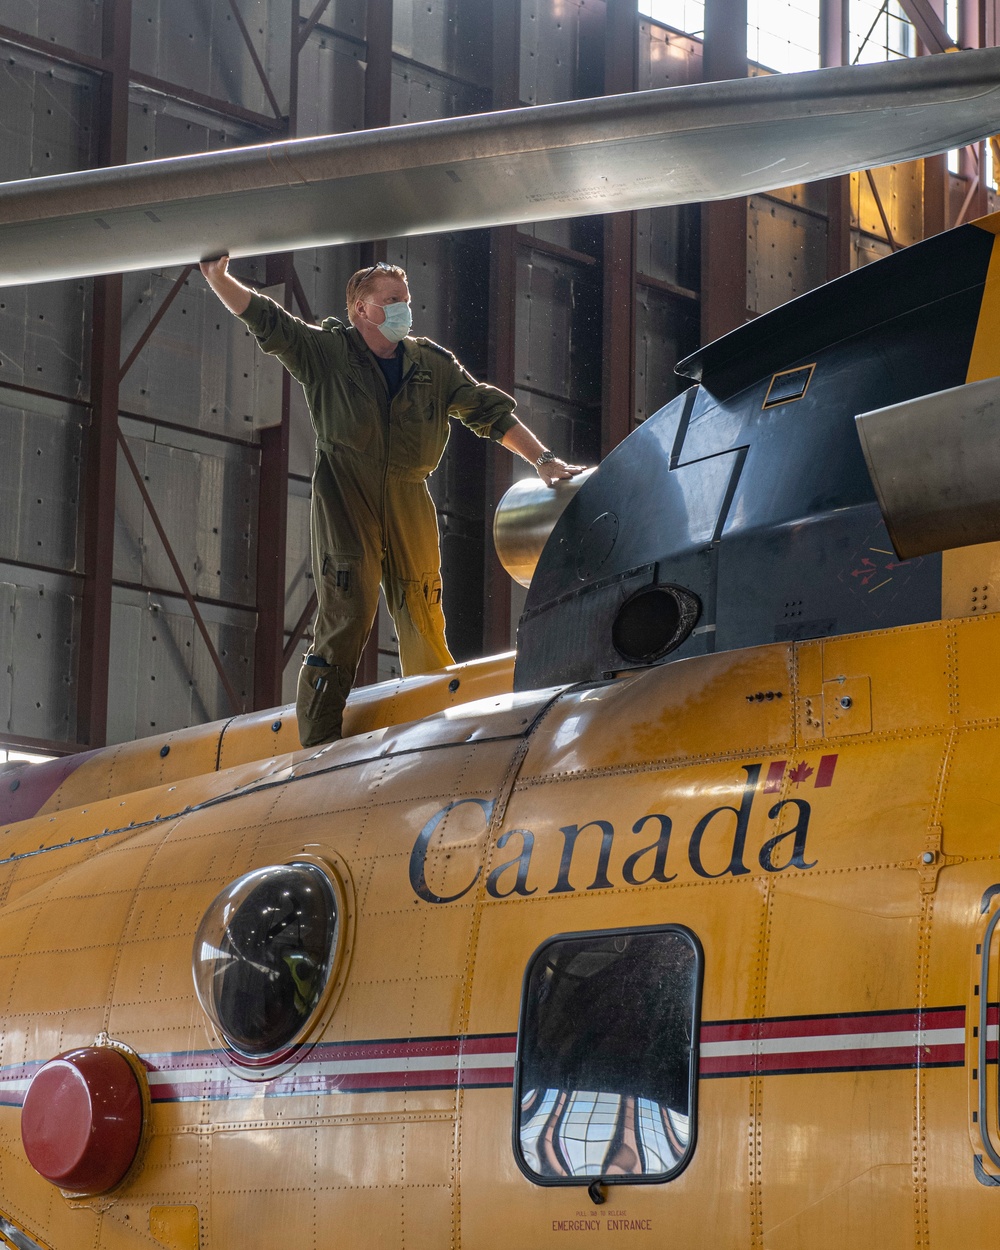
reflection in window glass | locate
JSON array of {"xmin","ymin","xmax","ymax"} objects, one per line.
[
  {"xmin": 516, "ymin": 927, "xmax": 700, "ymax": 1185},
  {"xmin": 638, "ymin": 0, "xmax": 705, "ymax": 39},
  {"xmin": 748, "ymin": 0, "xmax": 819, "ymax": 73},
  {"xmin": 850, "ymin": 0, "xmax": 914, "ymax": 62},
  {"xmin": 193, "ymin": 862, "xmax": 340, "ymax": 1059}
]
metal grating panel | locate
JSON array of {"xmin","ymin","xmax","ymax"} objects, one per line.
[
  {"xmin": 120, "ymin": 269, "xmax": 281, "ymax": 438},
  {"xmin": 0, "ymin": 0, "xmax": 104, "ymax": 58},
  {"xmin": 747, "ymin": 195, "xmax": 828, "ymax": 316},
  {"xmin": 299, "ymin": 0, "xmax": 365, "ymax": 39},
  {"xmin": 288, "ymin": 384, "xmax": 316, "ymax": 478},
  {"xmin": 0, "ymin": 47, "xmax": 100, "ymax": 179},
  {"xmin": 853, "ymin": 164, "xmax": 924, "ymax": 252},
  {"xmin": 0, "ymin": 49, "xmax": 96, "ymax": 404},
  {"xmin": 383, "ymin": 233, "xmax": 489, "ymax": 363},
  {"xmin": 0, "ymin": 281, "xmax": 92, "ymax": 401},
  {"xmin": 515, "ymin": 252, "xmax": 600, "ymax": 405},
  {"xmin": 636, "ymin": 206, "xmax": 700, "ymax": 292},
  {"xmin": 108, "ymin": 586, "xmax": 255, "ymax": 744},
  {"xmin": 127, "ymin": 87, "xmax": 263, "ymax": 163},
  {"xmin": 512, "ymin": 387, "xmax": 597, "ymax": 466},
  {"xmin": 520, "ymin": 0, "xmax": 602, "ymax": 105},
  {"xmin": 0, "ymin": 397, "xmax": 84, "ymax": 571},
  {"xmin": 390, "ymin": 59, "xmax": 487, "ymax": 125},
  {"xmin": 392, "ymin": 0, "xmax": 489, "ymax": 85},
  {"xmin": 635, "ymin": 287, "xmax": 698, "ymax": 423},
  {"xmin": 297, "ymin": 28, "xmax": 365, "ymax": 138},
  {"xmin": 289, "ymin": 246, "xmax": 361, "ymax": 333},
  {"xmin": 0, "ymin": 571, "xmax": 78, "ymax": 742},
  {"xmin": 284, "ymin": 485, "xmax": 313, "ymax": 634},
  {"xmin": 638, "ymin": 21, "xmax": 702, "ymax": 90},
  {"xmin": 114, "ymin": 424, "xmax": 259, "ymax": 607},
  {"xmin": 131, "ymin": 0, "xmax": 290, "ymax": 120}
]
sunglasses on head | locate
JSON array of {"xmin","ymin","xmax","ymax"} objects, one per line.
[{"xmin": 357, "ymin": 261, "xmax": 394, "ymax": 283}]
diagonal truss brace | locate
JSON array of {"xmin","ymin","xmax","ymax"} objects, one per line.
[
  {"xmin": 226, "ymin": 0, "xmax": 283, "ymax": 120},
  {"xmin": 298, "ymin": 0, "xmax": 335, "ymax": 53},
  {"xmin": 116, "ymin": 429, "xmax": 244, "ymax": 715}
]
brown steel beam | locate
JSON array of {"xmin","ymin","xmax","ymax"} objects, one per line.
[
  {"xmin": 602, "ymin": 0, "xmax": 638, "ymax": 456},
  {"xmin": 77, "ymin": 0, "xmax": 131, "ymax": 749},
  {"xmin": 820, "ymin": 0, "xmax": 851, "ymax": 280},
  {"xmin": 254, "ymin": 7, "xmax": 303, "ymax": 709},
  {"xmin": 0, "ymin": 380, "xmax": 89, "ymax": 409},
  {"xmin": 118, "ymin": 266, "xmax": 194, "ymax": 381},
  {"xmin": 291, "ymin": 268, "xmax": 317, "ymax": 323},
  {"xmin": 0, "ymin": 23, "xmax": 108, "ymax": 72},
  {"xmin": 0, "ymin": 731, "xmax": 87, "ymax": 758},
  {"xmin": 364, "ymin": 0, "xmax": 394, "ymax": 129},
  {"xmin": 865, "ymin": 168, "xmax": 901, "ymax": 251},
  {"xmin": 119, "ymin": 407, "xmax": 256, "ymax": 449},
  {"xmin": 0, "ymin": 28, "xmax": 281, "ymax": 131},
  {"xmin": 299, "ymin": 0, "xmax": 336, "ymax": 52},
  {"xmin": 117, "ymin": 429, "xmax": 243, "ymax": 714},
  {"xmin": 131, "ymin": 71, "xmax": 284, "ymax": 132},
  {"xmin": 700, "ymin": 0, "xmax": 748, "ymax": 344},
  {"xmin": 283, "ymin": 591, "xmax": 318, "ymax": 668},
  {"xmin": 636, "ymin": 271, "xmax": 699, "ymax": 303},
  {"xmin": 349, "ymin": 0, "xmax": 395, "ymax": 688},
  {"xmin": 287, "ymin": 0, "xmax": 300, "ymax": 139},
  {"xmin": 923, "ymin": 154, "xmax": 949, "ymax": 236},
  {"xmin": 515, "ymin": 232, "xmax": 598, "ymax": 268},
  {"xmin": 113, "ymin": 580, "xmax": 253, "ymax": 615},
  {"xmin": 253, "ymin": 254, "xmax": 294, "ymax": 709},
  {"xmin": 483, "ymin": 0, "xmax": 521, "ymax": 658},
  {"xmin": 959, "ymin": 0, "xmax": 988, "ymax": 222},
  {"xmin": 226, "ymin": 0, "xmax": 283, "ymax": 120},
  {"xmin": 896, "ymin": 0, "xmax": 959, "ymax": 52},
  {"xmin": 954, "ymin": 171, "xmax": 984, "ymax": 226}
]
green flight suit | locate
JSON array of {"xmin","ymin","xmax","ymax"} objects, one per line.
[{"xmin": 239, "ymin": 292, "xmax": 518, "ymax": 748}]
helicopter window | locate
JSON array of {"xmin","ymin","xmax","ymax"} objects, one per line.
[
  {"xmin": 763, "ymin": 363, "xmax": 815, "ymax": 409},
  {"xmin": 192, "ymin": 862, "xmax": 340, "ymax": 1061},
  {"xmin": 514, "ymin": 926, "xmax": 701, "ymax": 1188}
]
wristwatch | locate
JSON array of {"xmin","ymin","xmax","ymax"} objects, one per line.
[{"xmin": 536, "ymin": 449, "xmax": 557, "ymax": 466}]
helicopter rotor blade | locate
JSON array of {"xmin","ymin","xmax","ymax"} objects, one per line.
[{"xmin": 2, "ymin": 48, "xmax": 1000, "ymax": 287}]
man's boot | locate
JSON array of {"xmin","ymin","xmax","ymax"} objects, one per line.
[{"xmin": 296, "ymin": 659, "xmax": 353, "ymax": 748}]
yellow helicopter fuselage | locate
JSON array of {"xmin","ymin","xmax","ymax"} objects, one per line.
[{"xmin": 0, "ymin": 613, "xmax": 998, "ymax": 1248}]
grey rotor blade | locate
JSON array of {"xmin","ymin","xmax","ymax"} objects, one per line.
[{"xmin": 2, "ymin": 48, "xmax": 1000, "ymax": 287}]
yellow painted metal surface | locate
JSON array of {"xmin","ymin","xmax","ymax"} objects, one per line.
[
  {"xmin": 15, "ymin": 652, "xmax": 514, "ymax": 821},
  {"xmin": 149, "ymin": 1207, "xmax": 199, "ymax": 1250},
  {"xmin": 942, "ymin": 225, "xmax": 1000, "ymax": 616},
  {"xmin": 2, "ymin": 623, "xmax": 1000, "ymax": 1246}
]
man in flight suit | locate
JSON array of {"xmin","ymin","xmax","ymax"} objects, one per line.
[{"xmin": 200, "ymin": 257, "xmax": 582, "ymax": 747}]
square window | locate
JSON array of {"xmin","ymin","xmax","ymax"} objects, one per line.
[
  {"xmin": 763, "ymin": 363, "xmax": 815, "ymax": 409},
  {"xmin": 514, "ymin": 926, "xmax": 701, "ymax": 1187}
]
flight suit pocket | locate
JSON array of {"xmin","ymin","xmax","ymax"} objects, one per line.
[
  {"xmin": 321, "ymin": 553, "xmax": 356, "ymax": 600},
  {"xmin": 401, "ymin": 574, "xmax": 443, "ymax": 636},
  {"xmin": 300, "ymin": 661, "xmax": 333, "ymax": 720}
]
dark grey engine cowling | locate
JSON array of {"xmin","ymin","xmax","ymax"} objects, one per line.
[{"xmin": 513, "ymin": 221, "xmax": 996, "ymax": 693}]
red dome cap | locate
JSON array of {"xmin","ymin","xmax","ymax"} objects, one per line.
[{"xmin": 21, "ymin": 1047, "xmax": 143, "ymax": 1194}]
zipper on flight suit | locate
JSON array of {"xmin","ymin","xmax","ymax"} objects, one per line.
[{"xmin": 374, "ymin": 349, "xmax": 418, "ymax": 558}]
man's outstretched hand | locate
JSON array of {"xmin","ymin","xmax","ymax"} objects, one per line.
[
  {"xmin": 199, "ymin": 255, "xmax": 252, "ymax": 316},
  {"xmin": 199, "ymin": 255, "xmax": 230, "ymax": 283}
]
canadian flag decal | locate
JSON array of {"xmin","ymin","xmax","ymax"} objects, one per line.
[{"xmin": 763, "ymin": 755, "xmax": 838, "ymax": 793}]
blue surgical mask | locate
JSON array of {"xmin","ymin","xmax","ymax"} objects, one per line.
[{"xmin": 375, "ymin": 301, "xmax": 412, "ymax": 343}]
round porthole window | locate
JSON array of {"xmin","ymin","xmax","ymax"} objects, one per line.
[
  {"xmin": 611, "ymin": 584, "xmax": 701, "ymax": 664},
  {"xmin": 192, "ymin": 861, "xmax": 341, "ymax": 1061}
]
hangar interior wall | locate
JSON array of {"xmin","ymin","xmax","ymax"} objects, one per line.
[{"xmin": 0, "ymin": 0, "xmax": 994, "ymax": 753}]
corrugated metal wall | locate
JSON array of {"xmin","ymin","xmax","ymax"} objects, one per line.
[{"xmin": 0, "ymin": 0, "xmax": 985, "ymax": 751}]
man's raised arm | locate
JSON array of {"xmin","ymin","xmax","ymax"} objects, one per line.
[{"xmin": 200, "ymin": 255, "xmax": 252, "ymax": 316}]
